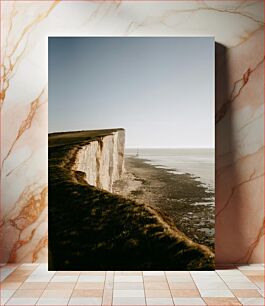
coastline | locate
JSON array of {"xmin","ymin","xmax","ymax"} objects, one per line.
[
  {"xmin": 49, "ymin": 131, "xmax": 214, "ymax": 270},
  {"xmin": 113, "ymin": 156, "xmax": 215, "ymax": 250}
]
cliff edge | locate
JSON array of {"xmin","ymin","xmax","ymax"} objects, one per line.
[{"xmin": 48, "ymin": 129, "xmax": 214, "ymax": 270}]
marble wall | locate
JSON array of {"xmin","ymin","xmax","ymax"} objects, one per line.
[{"xmin": 1, "ymin": 1, "xmax": 264, "ymax": 263}]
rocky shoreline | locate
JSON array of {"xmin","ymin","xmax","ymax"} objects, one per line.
[
  {"xmin": 113, "ymin": 156, "xmax": 215, "ymax": 250},
  {"xmin": 49, "ymin": 131, "xmax": 214, "ymax": 270}
]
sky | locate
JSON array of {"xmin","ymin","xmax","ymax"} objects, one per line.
[{"xmin": 48, "ymin": 37, "xmax": 214, "ymax": 148}]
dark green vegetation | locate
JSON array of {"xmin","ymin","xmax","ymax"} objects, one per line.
[{"xmin": 49, "ymin": 129, "xmax": 214, "ymax": 270}]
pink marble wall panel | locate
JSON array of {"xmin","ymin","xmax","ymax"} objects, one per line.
[
  {"xmin": 0, "ymin": 0, "xmax": 264, "ymax": 263},
  {"xmin": 215, "ymin": 27, "xmax": 264, "ymax": 263}
]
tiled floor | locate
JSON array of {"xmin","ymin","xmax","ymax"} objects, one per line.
[{"xmin": 0, "ymin": 264, "xmax": 264, "ymax": 305}]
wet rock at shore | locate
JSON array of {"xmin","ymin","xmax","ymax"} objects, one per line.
[{"xmin": 113, "ymin": 156, "xmax": 215, "ymax": 250}]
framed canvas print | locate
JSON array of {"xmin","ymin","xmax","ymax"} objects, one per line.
[
  {"xmin": 48, "ymin": 37, "xmax": 214, "ymax": 270},
  {"xmin": 1, "ymin": 2, "xmax": 263, "ymax": 305}
]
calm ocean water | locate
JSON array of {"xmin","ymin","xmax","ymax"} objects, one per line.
[{"xmin": 125, "ymin": 148, "xmax": 214, "ymax": 189}]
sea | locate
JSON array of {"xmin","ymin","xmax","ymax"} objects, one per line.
[{"xmin": 125, "ymin": 148, "xmax": 214, "ymax": 190}]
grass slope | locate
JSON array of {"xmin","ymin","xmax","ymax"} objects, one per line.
[{"xmin": 48, "ymin": 129, "xmax": 214, "ymax": 270}]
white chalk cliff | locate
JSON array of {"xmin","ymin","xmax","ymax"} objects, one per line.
[{"xmin": 72, "ymin": 129, "xmax": 125, "ymax": 192}]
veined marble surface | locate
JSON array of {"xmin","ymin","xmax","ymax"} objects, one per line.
[{"xmin": 0, "ymin": 0, "xmax": 264, "ymax": 263}]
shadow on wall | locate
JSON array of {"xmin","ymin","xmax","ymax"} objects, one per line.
[
  {"xmin": 215, "ymin": 42, "xmax": 230, "ymax": 264},
  {"xmin": 215, "ymin": 42, "xmax": 252, "ymax": 264}
]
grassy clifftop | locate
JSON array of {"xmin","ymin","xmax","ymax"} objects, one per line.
[{"xmin": 48, "ymin": 129, "xmax": 214, "ymax": 270}]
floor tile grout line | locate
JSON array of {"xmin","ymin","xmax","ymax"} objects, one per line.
[
  {"xmin": 113, "ymin": 271, "xmax": 120, "ymax": 306},
  {"xmin": 33, "ymin": 265, "xmax": 51, "ymax": 305},
  {"xmin": 68, "ymin": 271, "xmax": 81, "ymax": 305},
  {"xmin": 2, "ymin": 265, "xmax": 44, "ymax": 305},
  {"xmin": 110, "ymin": 271, "xmax": 114, "ymax": 306},
  {"xmin": 200, "ymin": 269, "xmax": 238, "ymax": 306},
  {"xmin": 1, "ymin": 264, "xmax": 36, "ymax": 284},
  {"xmin": 217, "ymin": 267, "xmax": 260, "ymax": 296},
  {"xmin": 142, "ymin": 270, "xmax": 147, "ymax": 306},
  {"xmin": 190, "ymin": 270, "xmax": 203, "ymax": 298},
  {"xmin": 2, "ymin": 287, "xmax": 13, "ymax": 305},
  {"xmin": 165, "ymin": 270, "xmax": 174, "ymax": 305},
  {"xmin": 101, "ymin": 270, "xmax": 107, "ymax": 306},
  {"xmin": 190, "ymin": 269, "xmax": 233, "ymax": 301},
  {"xmin": 65, "ymin": 294, "xmax": 72, "ymax": 306},
  {"xmin": 228, "ymin": 266, "xmax": 254, "ymax": 306},
  {"xmin": 198, "ymin": 267, "xmax": 247, "ymax": 306},
  {"xmin": 65, "ymin": 282, "xmax": 75, "ymax": 306},
  {"xmin": 220, "ymin": 272, "xmax": 256, "ymax": 281},
  {"xmin": 1, "ymin": 264, "xmax": 265, "ymax": 305}
]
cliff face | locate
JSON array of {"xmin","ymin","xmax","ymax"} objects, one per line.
[
  {"xmin": 72, "ymin": 129, "xmax": 125, "ymax": 192},
  {"xmin": 49, "ymin": 129, "xmax": 214, "ymax": 270}
]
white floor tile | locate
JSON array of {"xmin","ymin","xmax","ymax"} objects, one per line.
[
  {"xmin": 78, "ymin": 275, "xmax": 105, "ymax": 282},
  {"xmin": 143, "ymin": 271, "xmax": 165, "ymax": 276},
  {"xmin": 191, "ymin": 274, "xmax": 223, "ymax": 279},
  {"xmin": 25, "ymin": 276, "xmax": 54, "ymax": 283},
  {"xmin": 165, "ymin": 271, "xmax": 190, "ymax": 275},
  {"xmin": 226, "ymin": 282, "xmax": 258, "ymax": 289},
  {"xmin": 216, "ymin": 269, "xmax": 245, "ymax": 276},
  {"xmin": 114, "ymin": 276, "xmax": 143, "ymax": 283},
  {"xmin": 26, "ymin": 270, "xmax": 54, "ymax": 277},
  {"xmin": 50, "ymin": 276, "xmax": 78, "ymax": 282},
  {"xmin": 37, "ymin": 264, "xmax": 49, "ymax": 270},
  {"xmin": 2, "ymin": 263, "xmax": 264, "ymax": 305},
  {"xmin": 146, "ymin": 297, "xmax": 174, "ymax": 305},
  {"xmin": 112, "ymin": 297, "xmax": 146, "ymax": 305},
  {"xmin": 113, "ymin": 290, "xmax": 145, "ymax": 297},
  {"xmin": 0, "ymin": 290, "xmax": 15, "ymax": 298},
  {"xmin": 199, "ymin": 289, "xmax": 234, "ymax": 297},
  {"xmin": 68, "ymin": 297, "xmax": 102, "ymax": 305},
  {"xmin": 114, "ymin": 282, "xmax": 144, "ymax": 290},
  {"xmin": 31, "ymin": 267, "xmax": 51, "ymax": 274},
  {"xmin": 37, "ymin": 298, "xmax": 69, "ymax": 305},
  {"xmin": 237, "ymin": 264, "xmax": 264, "ymax": 270},
  {"xmin": 192, "ymin": 276, "xmax": 224, "ymax": 283},
  {"xmin": 219, "ymin": 275, "xmax": 251, "ymax": 282},
  {"xmin": 40, "ymin": 289, "xmax": 72, "ymax": 298},
  {"xmin": 80, "ymin": 271, "xmax": 105, "ymax": 276},
  {"xmin": 190, "ymin": 271, "xmax": 216, "ymax": 276},
  {"xmin": 238, "ymin": 297, "xmax": 265, "ymax": 305},
  {"xmin": 195, "ymin": 281, "xmax": 228, "ymax": 290},
  {"xmin": 167, "ymin": 276, "xmax": 192, "ymax": 283},
  {"xmin": 6, "ymin": 298, "xmax": 38, "ymax": 305},
  {"xmin": 173, "ymin": 298, "xmax": 206, "ymax": 305},
  {"xmin": 192, "ymin": 275, "xmax": 222, "ymax": 280}
]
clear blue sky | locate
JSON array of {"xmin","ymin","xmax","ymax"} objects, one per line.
[{"xmin": 48, "ymin": 37, "xmax": 214, "ymax": 148}]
